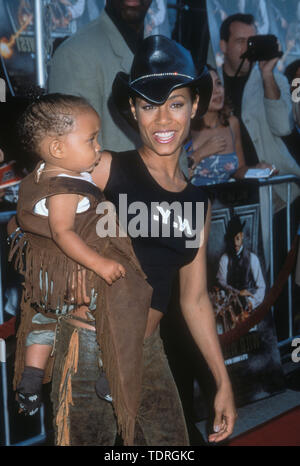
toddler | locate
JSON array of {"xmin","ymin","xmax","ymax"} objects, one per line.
[{"xmin": 10, "ymin": 93, "xmax": 151, "ymax": 416}]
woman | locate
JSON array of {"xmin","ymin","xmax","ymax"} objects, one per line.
[
  {"xmin": 186, "ymin": 66, "xmax": 271, "ymax": 186},
  {"xmin": 87, "ymin": 35, "xmax": 236, "ymax": 445},
  {"xmin": 16, "ymin": 35, "xmax": 236, "ymax": 447}
]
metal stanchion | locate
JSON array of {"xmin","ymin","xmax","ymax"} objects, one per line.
[
  {"xmin": 0, "ymin": 239, "xmax": 11, "ymax": 445},
  {"xmin": 277, "ymin": 181, "xmax": 297, "ymax": 348},
  {"xmin": 0, "ymin": 211, "xmax": 46, "ymax": 445},
  {"xmin": 0, "ymin": 339, "xmax": 11, "ymax": 446},
  {"xmin": 248, "ymin": 176, "xmax": 298, "ymax": 343},
  {"xmin": 34, "ymin": 0, "xmax": 46, "ymax": 89},
  {"xmin": 268, "ymin": 184, "xmax": 274, "ymax": 315}
]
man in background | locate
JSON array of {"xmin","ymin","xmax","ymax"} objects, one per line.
[
  {"xmin": 218, "ymin": 13, "xmax": 300, "ymax": 271},
  {"xmin": 219, "ymin": 13, "xmax": 299, "ymax": 178},
  {"xmin": 48, "ymin": 0, "xmax": 152, "ymax": 152}
]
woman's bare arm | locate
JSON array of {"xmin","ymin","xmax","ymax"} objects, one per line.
[
  {"xmin": 179, "ymin": 202, "xmax": 237, "ymax": 442},
  {"xmin": 91, "ymin": 150, "xmax": 112, "ymax": 191}
]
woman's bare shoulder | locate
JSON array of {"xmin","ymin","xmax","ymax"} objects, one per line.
[
  {"xmin": 228, "ymin": 115, "xmax": 240, "ymax": 129},
  {"xmin": 92, "ymin": 150, "xmax": 112, "ymax": 190}
]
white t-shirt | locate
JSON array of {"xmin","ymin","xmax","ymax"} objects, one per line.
[{"xmin": 34, "ymin": 165, "xmax": 96, "ymax": 216}]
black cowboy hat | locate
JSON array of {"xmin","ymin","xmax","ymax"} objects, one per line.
[
  {"xmin": 112, "ymin": 35, "xmax": 213, "ymax": 120},
  {"xmin": 225, "ymin": 215, "xmax": 246, "ymax": 240}
]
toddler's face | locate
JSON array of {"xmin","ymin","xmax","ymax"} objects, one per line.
[{"xmin": 60, "ymin": 108, "xmax": 101, "ymax": 174}]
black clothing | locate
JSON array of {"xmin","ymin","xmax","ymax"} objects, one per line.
[
  {"xmin": 16, "ymin": 366, "xmax": 44, "ymax": 416},
  {"xmin": 51, "ymin": 320, "xmax": 189, "ymax": 446},
  {"xmin": 104, "ymin": 150, "xmax": 209, "ymax": 314},
  {"xmin": 282, "ymin": 126, "xmax": 300, "ymax": 166},
  {"xmin": 223, "ymin": 70, "xmax": 259, "ymax": 167},
  {"xmin": 223, "ymin": 71, "xmax": 248, "ymax": 117},
  {"xmin": 227, "ymin": 247, "xmax": 255, "ymax": 292},
  {"xmin": 105, "ymin": 4, "xmax": 144, "ymax": 54}
]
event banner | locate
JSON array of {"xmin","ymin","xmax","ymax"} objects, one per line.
[
  {"xmin": 207, "ymin": 0, "xmax": 300, "ymax": 72},
  {"xmin": 0, "ymin": 0, "xmax": 171, "ymax": 96},
  {"xmin": 0, "ymin": 0, "xmax": 105, "ymax": 95}
]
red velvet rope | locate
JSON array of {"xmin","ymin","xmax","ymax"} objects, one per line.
[{"xmin": 0, "ymin": 316, "xmax": 16, "ymax": 339}]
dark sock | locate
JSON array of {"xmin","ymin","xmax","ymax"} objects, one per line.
[
  {"xmin": 16, "ymin": 366, "xmax": 44, "ymax": 416},
  {"xmin": 95, "ymin": 371, "xmax": 112, "ymax": 403}
]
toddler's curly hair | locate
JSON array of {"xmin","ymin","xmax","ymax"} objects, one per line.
[{"xmin": 18, "ymin": 93, "xmax": 93, "ymax": 157}]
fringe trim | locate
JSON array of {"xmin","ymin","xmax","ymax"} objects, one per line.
[
  {"xmin": 9, "ymin": 231, "xmax": 95, "ymax": 310},
  {"xmin": 10, "ymin": 229, "xmax": 145, "ymax": 446},
  {"xmin": 55, "ymin": 328, "xmax": 79, "ymax": 446},
  {"xmin": 96, "ymin": 292, "xmax": 136, "ymax": 446},
  {"xmin": 13, "ymin": 291, "xmax": 57, "ymax": 390},
  {"xmin": 13, "ymin": 293, "xmax": 35, "ymax": 391}
]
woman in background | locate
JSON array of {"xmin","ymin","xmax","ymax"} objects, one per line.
[{"xmin": 186, "ymin": 66, "xmax": 271, "ymax": 186}]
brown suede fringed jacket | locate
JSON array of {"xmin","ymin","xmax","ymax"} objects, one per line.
[{"xmin": 9, "ymin": 163, "xmax": 152, "ymax": 445}]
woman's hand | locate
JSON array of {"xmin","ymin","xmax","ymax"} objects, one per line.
[
  {"xmin": 191, "ymin": 136, "xmax": 226, "ymax": 169},
  {"xmin": 208, "ymin": 382, "xmax": 237, "ymax": 443},
  {"xmin": 255, "ymin": 162, "xmax": 279, "ymax": 176}
]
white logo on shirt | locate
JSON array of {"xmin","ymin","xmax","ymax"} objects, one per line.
[{"xmin": 96, "ymin": 194, "xmax": 205, "ymax": 249}]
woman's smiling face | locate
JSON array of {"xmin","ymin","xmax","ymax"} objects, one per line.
[{"xmin": 130, "ymin": 87, "xmax": 199, "ymax": 157}]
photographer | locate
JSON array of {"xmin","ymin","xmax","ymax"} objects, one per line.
[
  {"xmin": 217, "ymin": 13, "xmax": 300, "ymax": 277},
  {"xmin": 218, "ymin": 13, "xmax": 300, "ymax": 181}
]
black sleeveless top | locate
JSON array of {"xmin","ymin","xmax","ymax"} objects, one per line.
[{"xmin": 104, "ymin": 150, "xmax": 209, "ymax": 314}]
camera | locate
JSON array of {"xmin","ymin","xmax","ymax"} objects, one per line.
[{"xmin": 240, "ymin": 35, "xmax": 283, "ymax": 62}]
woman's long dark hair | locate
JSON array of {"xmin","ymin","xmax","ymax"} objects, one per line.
[{"xmin": 191, "ymin": 64, "xmax": 233, "ymax": 131}]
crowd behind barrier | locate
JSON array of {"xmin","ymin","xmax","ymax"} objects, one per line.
[{"xmin": 0, "ymin": 0, "xmax": 300, "ymax": 448}]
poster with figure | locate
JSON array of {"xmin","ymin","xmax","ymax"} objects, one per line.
[
  {"xmin": 206, "ymin": 0, "xmax": 300, "ymax": 72},
  {"xmin": 192, "ymin": 203, "xmax": 286, "ymax": 421},
  {"xmin": 211, "ymin": 215, "xmax": 266, "ymax": 335}
]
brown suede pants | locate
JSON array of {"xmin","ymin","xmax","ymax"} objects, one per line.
[{"xmin": 51, "ymin": 319, "xmax": 189, "ymax": 446}]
